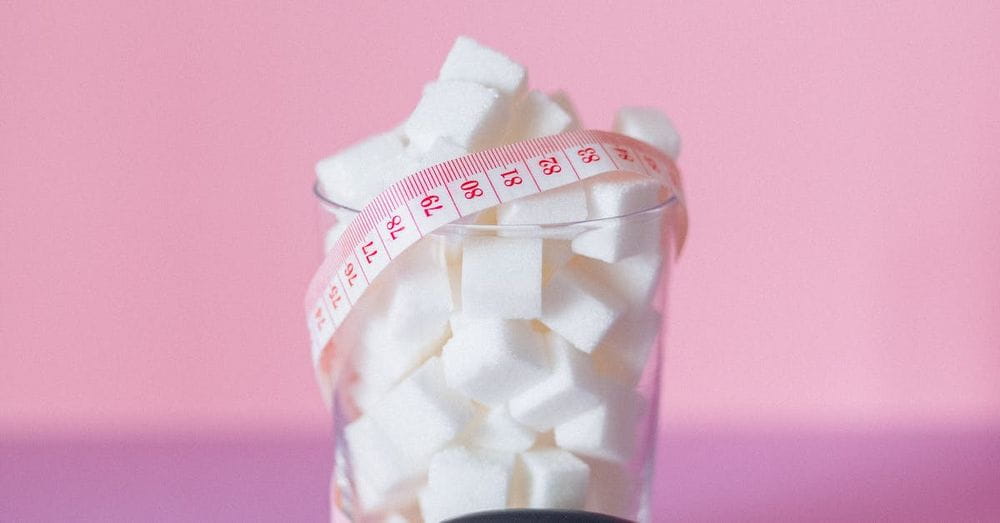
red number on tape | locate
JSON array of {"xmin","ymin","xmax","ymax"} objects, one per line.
[
  {"xmin": 577, "ymin": 147, "xmax": 600, "ymax": 163},
  {"xmin": 538, "ymin": 156, "xmax": 562, "ymax": 175},
  {"xmin": 461, "ymin": 180, "xmax": 484, "ymax": 199},
  {"xmin": 344, "ymin": 263, "xmax": 357, "ymax": 286},
  {"xmin": 326, "ymin": 284, "xmax": 342, "ymax": 310},
  {"xmin": 361, "ymin": 241, "xmax": 378, "ymax": 264},
  {"xmin": 386, "ymin": 215, "xmax": 404, "ymax": 240},
  {"xmin": 642, "ymin": 154, "xmax": 659, "ymax": 172},
  {"xmin": 421, "ymin": 194, "xmax": 443, "ymax": 216},
  {"xmin": 313, "ymin": 306, "xmax": 327, "ymax": 329},
  {"xmin": 500, "ymin": 168, "xmax": 523, "ymax": 187}
]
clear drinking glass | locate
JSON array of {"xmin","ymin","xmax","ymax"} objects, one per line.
[{"xmin": 314, "ymin": 177, "xmax": 684, "ymax": 523}]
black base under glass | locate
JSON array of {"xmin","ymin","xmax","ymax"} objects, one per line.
[{"xmin": 445, "ymin": 509, "xmax": 633, "ymax": 523}]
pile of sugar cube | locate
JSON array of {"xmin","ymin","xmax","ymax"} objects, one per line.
[{"xmin": 315, "ymin": 37, "xmax": 680, "ymax": 522}]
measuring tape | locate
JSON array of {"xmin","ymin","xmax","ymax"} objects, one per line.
[{"xmin": 305, "ymin": 129, "xmax": 685, "ymax": 367}]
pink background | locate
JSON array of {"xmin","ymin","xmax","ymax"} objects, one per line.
[{"xmin": 2, "ymin": 1, "xmax": 999, "ymax": 520}]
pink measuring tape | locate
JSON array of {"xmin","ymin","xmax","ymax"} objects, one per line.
[{"xmin": 305, "ymin": 129, "xmax": 685, "ymax": 367}]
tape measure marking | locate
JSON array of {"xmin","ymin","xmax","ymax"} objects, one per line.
[{"xmin": 306, "ymin": 129, "xmax": 683, "ymax": 365}]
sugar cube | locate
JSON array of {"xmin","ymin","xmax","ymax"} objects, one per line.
[
  {"xmin": 566, "ymin": 254, "xmax": 663, "ymax": 308},
  {"xmin": 442, "ymin": 319, "xmax": 549, "ymax": 406},
  {"xmin": 549, "ymin": 90, "xmax": 581, "ymax": 125},
  {"xmin": 363, "ymin": 248, "xmax": 453, "ymax": 345},
  {"xmin": 448, "ymin": 312, "xmax": 474, "ymax": 337},
  {"xmin": 405, "ymin": 80, "xmax": 511, "ymax": 152},
  {"xmin": 375, "ymin": 151, "xmax": 424, "ymax": 187},
  {"xmin": 583, "ymin": 459, "xmax": 639, "ymax": 519},
  {"xmin": 542, "ymin": 240, "xmax": 575, "ymax": 284},
  {"xmin": 315, "ymin": 131, "xmax": 408, "ymax": 209},
  {"xmin": 584, "ymin": 171, "xmax": 663, "ymax": 217},
  {"xmin": 420, "ymin": 447, "xmax": 516, "ymax": 522},
  {"xmin": 516, "ymin": 449, "xmax": 590, "ymax": 509},
  {"xmin": 554, "ymin": 385, "xmax": 645, "ymax": 463},
  {"xmin": 438, "ymin": 36, "xmax": 527, "ymax": 98},
  {"xmin": 572, "ymin": 218, "xmax": 661, "ymax": 264},
  {"xmin": 466, "ymin": 404, "xmax": 537, "ymax": 453},
  {"xmin": 352, "ymin": 323, "xmax": 448, "ymax": 408},
  {"xmin": 571, "ymin": 171, "xmax": 665, "ymax": 262},
  {"xmin": 614, "ymin": 106, "xmax": 681, "ymax": 159},
  {"xmin": 344, "ymin": 415, "xmax": 420, "ymax": 511},
  {"xmin": 412, "ymin": 137, "xmax": 468, "ymax": 168},
  {"xmin": 384, "ymin": 511, "xmax": 415, "ymax": 523},
  {"xmin": 505, "ymin": 90, "xmax": 578, "ymax": 141},
  {"xmin": 350, "ymin": 372, "xmax": 394, "ymax": 413},
  {"xmin": 496, "ymin": 184, "xmax": 588, "ymax": 225},
  {"xmin": 461, "ymin": 236, "xmax": 543, "ymax": 319},
  {"xmin": 540, "ymin": 262, "xmax": 625, "ymax": 353},
  {"xmin": 508, "ymin": 332, "xmax": 602, "ymax": 431},
  {"xmin": 592, "ymin": 306, "xmax": 661, "ymax": 385},
  {"xmin": 368, "ymin": 357, "xmax": 476, "ymax": 464},
  {"xmin": 352, "ymin": 242, "xmax": 454, "ymax": 395},
  {"xmin": 440, "ymin": 234, "xmax": 464, "ymax": 265}
]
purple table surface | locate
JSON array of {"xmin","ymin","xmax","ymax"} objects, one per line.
[{"xmin": 3, "ymin": 427, "xmax": 998, "ymax": 522}]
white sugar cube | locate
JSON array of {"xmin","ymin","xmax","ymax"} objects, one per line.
[
  {"xmin": 455, "ymin": 206, "xmax": 498, "ymax": 225},
  {"xmin": 417, "ymin": 489, "xmax": 449, "ymax": 523},
  {"xmin": 364, "ymin": 244, "xmax": 453, "ymax": 345},
  {"xmin": 508, "ymin": 332, "xmax": 602, "ymax": 431},
  {"xmin": 572, "ymin": 218, "xmax": 661, "ymax": 263},
  {"xmin": 420, "ymin": 447, "xmax": 516, "ymax": 522},
  {"xmin": 368, "ymin": 358, "xmax": 476, "ymax": 464},
  {"xmin": 350, "ymin": 373, "xmax": 394, "ymax": 413},
  {"xmin": 442, "ymin": 319, "xmax": 549, "ymax": 406},
  {"xmin": 440, "ymin": 234, "xmax": 464, "ymax": 265},
  {"xmin": 614, "ymin": 106, "xmax": 681, "ymax": 159},
  {"xmin": 315, "ymin": 131, "xmax": 408, "ymax": 210},
  {"xmin": 496, "ymin": 184, "xmax": 588, "ymax": 225},
  {"xmin": 352, "ymin": 243, "xmax": 454, "ymax": 396},
  {"xmin": 584, "ymin": 459, "xmax": 638, "ymax": 519},
  {"xmin": 571, "ymin": 216, "xmax": 662, "ymax": 263},
  {"xmin": 461, "ymin": 237, "xmax": 543, "ymax": 319},
  {"xmin": 554, "ymin": 385, "xmax": 645, "ymax": 463},
  {"xmin": 376, "ymin": 151, "xmax": 425, "ymax": 187},
  {"xmin": 571, "ymin": 172, "xmax": 665, "ymax": 263},
  {"xmin": 466, "ymin": 404, "xmax": 537, "ymax": 453},
  {"xmin": 583, "ymin": 171, "xmax": 663, "ymax": 219},
  {"xmin": 344, "ymin": 415, "xmax": 420, "ymax": 511},
  {"xmin": 445, "ymin": 265, "xmax": 463, "ymax": 316},
  {"xmin": 317, "ymin": 130, "xmax": 407, "ymax": 179},
  {"xmin": 438, "ymin": 36, "xmax": 527, "ymax": 98},
  {"xmin": 540, "ymin": 262, "xmax": 625, "ymax": 353},
  {"xmin": 350, "ymin": 325, "xmax": 450, "ymax": 412},
  {"xmin": 448, "ymin": 312, "xmax": 474, "ymax": 337},
  {"xmin": 506, "ymin": 90, "xmax": 578, "ymax": 141},
  {"xmin": 384, "ymin": 512, "xmax": 414, "ymax": 523},
  {"xmin": 435, "ymin": 236, "xmax": 465, "ymax": 311},
  {"xmin": 542, "ymin": 240, "xmax": 575, "ymax": 283},
  {"xmin": 346, "ymin": 240, "xmax": 456, "ymax": 410},
  {"xmin": 517, "ymin": 449, "xmax": 590, "ymax": 509},
  {"xmin": 592, "ymin": 306, "xmax": 661, "ymax": 385},
  {"xmin": 405, "ymin": 80, "xmax": 511, "ymax": 152},
  {"xmin": 567, "ymin": 254, "xmax": 663, "ymax": 308},
  {"xmin": 549, "ymin": 90, "xmax": 581, "ymax": 125},
  {"xmin": 412, "ymin": 137, "xmax": 468, "ymax": 168}
]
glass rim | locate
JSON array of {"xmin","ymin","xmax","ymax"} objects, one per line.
[{"xmin": 312, "ymin": 179, "xmax": 682, "ymax": 231}]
